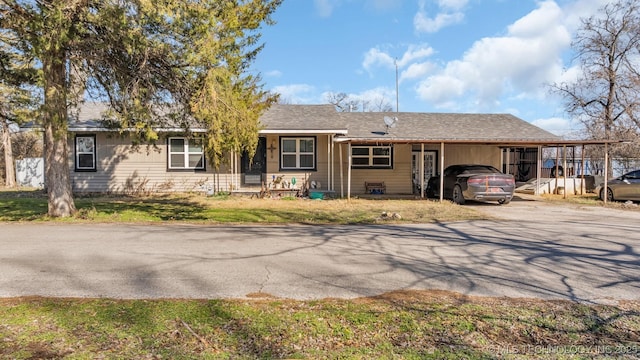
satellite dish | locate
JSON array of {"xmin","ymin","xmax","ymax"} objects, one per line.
[{"xmin": 383, "ymin": 116, "xmax": 398, "ymax": 133}]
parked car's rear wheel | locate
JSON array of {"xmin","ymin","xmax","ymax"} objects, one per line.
[
  {"xmin": 600, "ymin": 187, "xmax": 614, "ymax": 202},
  {"xmin": 452, "ymin": 185, "xmax": 465, "ymax": 205},
  {"xmin": 498, "ymin": 198, "xmax": 511, "ymax": 205}
]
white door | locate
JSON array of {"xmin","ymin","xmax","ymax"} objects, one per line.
[{"xmin": 412, "ymin": 151, "xmax": 437, "ymax": 194}]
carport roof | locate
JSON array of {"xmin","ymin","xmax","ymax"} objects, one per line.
[{"xmin": 334, "ymin": 112, "xmax": 566, "ymax": 145}]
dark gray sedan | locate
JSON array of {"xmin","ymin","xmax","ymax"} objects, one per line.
[
  {"xmin": 426, "ymin": 164, "xmax": 515, "ymax": 205},
  {"xmin": 597, "ymin": 169, "xmax": 640, "ymax": 202}
]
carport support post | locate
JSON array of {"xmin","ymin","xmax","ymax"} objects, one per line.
[
  {"xmin": 347, "ymin": 142, "xmax": 352, "ymax": 201},
  {"xmin": 604, "ymin": 142, "xmax": 608, "ymax": 205},
  {"xmin": 580, "ymin": 145, "xmax": 585, "ymax": 195},
  {"xmin": 563, "ymin": 145, "xmax": 567, "ymax": 199},
  {"xmin": 536, "ymin": 145, "xmax": 542, "ymax": 195},
  {"xmin": 439, "ymin": 142, "xmax": 445, "ymax": 202},
  {"xmin": 339, "ymin": 142, "xmax": 344, "ymax": 198},
  {"xmin": 420, "ymin": 143, "xmax": 425, "ymax": 198},
  {"xmin": 327, "ymin": 135, "xmax": 332, "ymax": 192}
]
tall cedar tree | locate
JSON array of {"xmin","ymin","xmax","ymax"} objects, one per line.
[
  {"xmin": 0, "ymin": 32, "xmax": 38, "ymax": 187},
  {"xmin": 0, "ymin": 0, "xmax": 281, "ymax": 216}
]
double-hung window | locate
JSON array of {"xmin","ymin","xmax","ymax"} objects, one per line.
[
  {"xmin": 351, "ymin": 145, "xmax": 393, "ymax": 168},
  {"xmin": 280, "ymin": 137, "xmax": 316, "ymax": 170},
  {"xmin": 75, "ymin": 135, "xmax": 96, "ymax": 171},
  {"xmin": 168, "ymin": 137, "xmax": 205, "ymax": 170}
]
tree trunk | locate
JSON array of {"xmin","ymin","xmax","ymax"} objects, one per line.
[
  {"xmin": 1, "ymin": 119, "xmax": 16, "ymax": 187},
  {"xmin": 43, "ymin": 51, "xmax": 76, "ymax": 217}
]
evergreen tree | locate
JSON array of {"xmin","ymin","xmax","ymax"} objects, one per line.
[{"xmin": 1, "ymin": 0, "xmax": 282, "ymax": 216}]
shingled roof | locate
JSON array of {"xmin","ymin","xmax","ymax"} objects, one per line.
[
  {"xmin": 22, "ymin": 103, "xmax": 564, "ymax": 145},
  {"xmin": 335, "ymin": 112, "xmax": 561, "ymax": 144},
  {"xmin": 258, "ymin": 104, "xmax": 346, "ymax": 133}
]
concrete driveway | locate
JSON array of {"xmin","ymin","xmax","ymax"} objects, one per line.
[{"xmin": 1, "ymin": 199, "xmax": 639, "ymax": 303}]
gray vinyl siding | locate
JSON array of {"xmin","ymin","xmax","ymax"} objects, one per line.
[
  {"xmin": 264, "ymin": 134, "xmax": 333, "ymax": 191},
  {"xmin": 443, "ymin": 145, "xmax": 501, "ymax": 169},
  {"xmin": 333, "ymin": 143, "xmax": 503, "ymax": 195},
  {"xmin": 68, "ymin": 133, "xmax": 234, "ymax": 194},
  {"xmin": 67, "ymin": 134, "xmax": 503, "ymax": 195}
]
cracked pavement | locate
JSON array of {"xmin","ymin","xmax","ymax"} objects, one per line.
[{"xmin": 1, "ymin": 198, "xmax": 639, "ymax": 303}]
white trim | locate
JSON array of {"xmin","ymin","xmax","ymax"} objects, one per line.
[
  {"xmin": 168, "ymin": 137, "xmax": 205, "ymax": 170},
  {"xmin": 75, "ymin": 135, "xmax": 96, "ymax": 171}
]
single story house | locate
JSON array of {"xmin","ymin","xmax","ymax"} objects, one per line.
[{"xmin": 23, "ymin": 103, "xmax": 617, "ymax": 198}]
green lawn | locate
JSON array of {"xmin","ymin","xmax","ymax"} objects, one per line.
[
  {"xmin": 2, "ymin": 292, "xmax": 639, "ymax": 359},
  {"xmin": 0, "ymin": 190, "xmax": 486, "ymax": 224}
]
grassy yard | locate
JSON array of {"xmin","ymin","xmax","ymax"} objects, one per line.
[
  {"xmin": 0, "ymin": 189, "xmax": 487, "ymax": 224},
  {"xmin": 1, "ymin": 189, "xmax": 639, "ymax": 359},
  {"xmin": 2, "ymin": 292, "xmax": 639, "ymax": 359}
]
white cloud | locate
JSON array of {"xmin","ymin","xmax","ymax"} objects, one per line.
[
  {"xmin": 363, "ymin": 48, "xmax": 396, "ymax": 73},
  {"xmin": 401, "ymin": 62, "xmax": 436, "ymax": 82},
  {"xmin": 272, "ymin": 84, "xmax": 317, "ymax": 104},
  {"xmin": 415, "ymin": 0, "xmax": 573, "ymax": 111},
  {"xmin": 531, "ymin": 116, "xmax": 582, "ymax": 137},
  {"xmin": 414, "ymin": 11, "xmax": 464, "ymax": 33},
  {"xmin": 414, "ymin": 0, "xmax": 467, "ymax": 33},
  {"xmin": 362, "ymin": 44, "xmax": 434, "ymax": 74},
  {"xmin": 397, "ymin": 44, "xmax": 435, "ymax": 67},
  {"xmin": 562, "ymin": 0, "xmax": 613, "ymax": 30}
]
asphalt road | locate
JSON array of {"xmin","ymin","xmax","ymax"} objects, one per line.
[{"xmin": 1, "ymin": 199, "xmax": 639, "ymax": 304}]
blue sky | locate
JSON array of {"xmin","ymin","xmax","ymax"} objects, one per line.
[{"xmin": 252, "ymin": 0, "xmax": 613, "ymax": 137}]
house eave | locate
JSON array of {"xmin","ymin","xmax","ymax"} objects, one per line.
[
  {"xmin": 259, "ymin": 129, "xmax": 348, "ymax": 135},
  {"xmin": 332, "ymin": 137, "xmax": 625, "ymax": 146},
  {"xmin": 66, "ymin": 127, "xmax": 208, "ymax": 133}
]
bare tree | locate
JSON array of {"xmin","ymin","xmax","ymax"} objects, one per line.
[
  {"xmin": 552, "ymin": 0, "xmax": 640, "ymax": 172},
  {"xmin": 325, "ymin": 92, "xmax": 393, "ymax": 112}
]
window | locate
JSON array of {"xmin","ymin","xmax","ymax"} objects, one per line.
[
  {"xmin": 351, "ymin": 145, "xmax": 393, "ymax": 168},
  {"xmin": 75, "ymin": 135, "xmax": 96, "ymax": 171},
  {"xmin": 168, "ymin": 137, "xmax": 205, "ymax": 170},
  {"xmin": 280, "ymin": 137, "xmax": 316, "ymax": 170}
]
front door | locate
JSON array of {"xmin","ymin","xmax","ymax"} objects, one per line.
[
  {"xmin": 241, "ymin": 137, "xmax": 267, "ymax": 185},
  {"xmin": 412, "ymin": 151, "xmax": 437, "ymax": 194}
]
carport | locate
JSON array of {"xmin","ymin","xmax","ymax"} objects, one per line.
[{"xmin": 334, "ymin": 136, "xmax": 622, "ymax": 203}]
